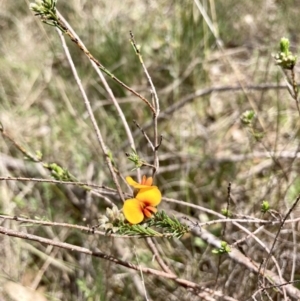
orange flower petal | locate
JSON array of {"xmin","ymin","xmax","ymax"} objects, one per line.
[
  {"xmin": 136, "ymin": 187, "xmax": 161, "ymax": 207},
  {"xmin": 143, "ymin": 206, "xmax": 157, "ymax": 218},
  {"xmin": 123, "ymin": 198, "xmax": 144, "ymax": 224},
  {"xmin": 141, "ymin": 175, "xmax": 153, "ymax": 186}
]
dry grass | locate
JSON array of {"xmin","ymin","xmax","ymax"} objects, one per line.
[{"xmin": 1, "ymin": 1, "xmax": 300, "ymax": 300}]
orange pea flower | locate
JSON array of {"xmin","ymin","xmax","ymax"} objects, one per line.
[{"xmin": 123, "ymin": 176, "xmax": 162, "ymax": 224}]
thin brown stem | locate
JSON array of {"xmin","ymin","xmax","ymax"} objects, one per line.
[
  {"xmin": 1, "ymin": 127, "xmax": 40, "ymax": 163},
  {"xmin": 261, "ymin": 194, "xmax": 300, "ymax": 288},
  {"xmin": 129, "ymin": 32, "xmax": 160, "ymax": 176},
  {"xmin": 56, "ymin": 12, "xmax": 141, "ymax": 183},
  {"xmin": 55, "ymin": 12, "xmax": 155, "ymax": 115},
  {"xmin": 146, "ymin": 237, "xmax": 175, "ymax": 276},
  {"xmin": 0, "ymin": 225, "xmax": 238, "ymax": 301},
  {"xmin": 290, "ymin": 68, "xmax": 300, "ymax": 116},
  {"xmin": 56, "ymin": 28, "xmax": 124, "ymax": 202}
]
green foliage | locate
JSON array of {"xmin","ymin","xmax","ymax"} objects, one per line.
[
  {"xmin": 125, "ymin": 148, "xmax": 143, "ymax": 170},
  {"xmin": 35, "ymin": 150, "xmax": 43, "ymax": 161},
  {"xmin": 286, "ymin": 178, "xmax": 300, "ymax": 203},
  {"xmin": 118, "ymin": 223, "xmax": 162, "ymax": 237},
  {"xmin": 30, "ymin": 0, "xmax": 57, "ymax": 14},
  {"xmin": 99, "ymin": 208, "xmax": 189, "ymax": 238},
  {"xmin": 146, "ymin": 210, "xmax": 190, "ymax": 238},
  {"xmin": 107, "ymin": 150, "xmax": 116, "ymax": 168},
  {"xmin": 240, "ymin": 110, "xmax": 264, "ymax": 141},
  {"xmin": 193, "ymin": 237, "xmax": 206, "ymax": 249},
  {"xmin": 221, "ymin": 208, "xmax": 232, "ymax": 218},
  {"xmin": 30, "ymin": 0, "xmax": 61, "ymax": 29},
  {"xmin": 76, "ymin": 279, "xmax": 99, "ymax": 300},
  {"xmin": 240, "ymin": 110, "xmax": 255, "ymax": 126},
  {"xmin": 13, "ymin": 196, "xmax": 26, "ymax": 209},
  {"xmin": 212, "ymin": 241, "xmax": 231, "ymax": 255},
  {"xmin": 44, "ymin": 163, "xmax": 76, "ymax": 181}
]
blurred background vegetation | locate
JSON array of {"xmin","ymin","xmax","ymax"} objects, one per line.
[{"xmin": 1, "ymin": 0, "xmax": 300, "ymax": 300}]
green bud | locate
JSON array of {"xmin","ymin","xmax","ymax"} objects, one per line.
[
  {"xmin": 35, "ymin": 150, "xmax": 43, "ymax": 161},
  {"xmin": 126, "ymin": 148, "xmax": 143, "ymax": 170},
  {"xmin": 212, "ymin": 241, "xmax": 231, "ymax": 255},
  {"xmin": 240, "ymin": 110, "xmax": 255, "ymax": 125},
  {"xmin": 280, "ymin": 37, "xmax": 290, "ymax": 54},
  {"xmin": 221, "ymin": 208, "xmax": 232, "ymax": 218},
  {"xmin": 261, "ymin": 200, "xmax": 270, "ymax": 213},
  {"xmin": 274, "ymin": 37, "xmax": 297, "ymax": 70}
]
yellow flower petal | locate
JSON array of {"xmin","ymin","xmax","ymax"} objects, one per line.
[
  {"xmin": 136, "ymin": 187, "xmax": 161, "ymax": 207},
  {"xmin": 126, "ymin": 176, "xmax": 139, "ymax": 187},
  {"xmin": 126, "ymin": 176, "xmax": 153, "ymax": 189},
  {"xmin": 123, "ymin": 198, "xmax": 144, "ymax": 224}
]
